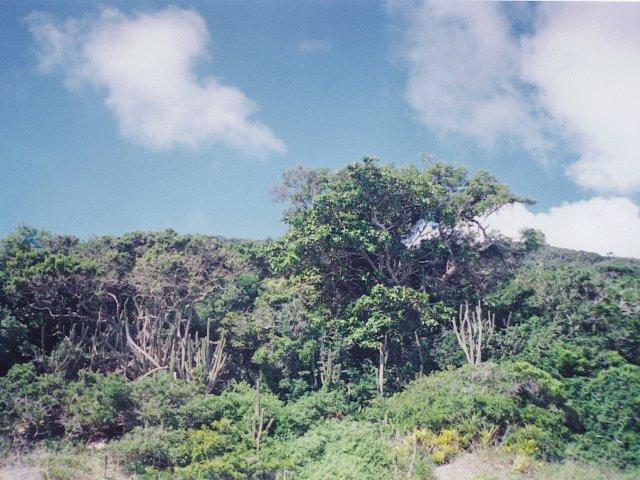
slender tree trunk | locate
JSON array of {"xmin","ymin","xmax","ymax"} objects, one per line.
[
  {"xmin": 377, "ymin": 334, "xmax": 388, "ymax": 396},
  {"xmin": 414, "ymin": 330, "xmax": 424, "ymax": 376}
]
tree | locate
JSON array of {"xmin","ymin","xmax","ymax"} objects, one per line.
[
  {"xmin": 272, "ymin": 159, "xmax": 530, "ymax": 392},
  {"xmin": 240, "ymin": 276, "xmax": 328, "ymax": 395},
  {"xmin": 0, "ymin": 307, "xmax": 29, "ymax": 373},
  {"xmin": 274, "ymin": 158, "xmax": 531, "ymax": 308},
  {"xmin": 343, "ymin": 285, "xmax": 440, "ymax": 395},
  {"xmin": 0, "ymin": 227, "xmax": 100, "ymax": 368}
]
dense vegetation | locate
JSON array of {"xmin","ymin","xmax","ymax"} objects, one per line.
[{"xmin": 1, "ymin": 159, "xmax": 639, "ymax": 479}]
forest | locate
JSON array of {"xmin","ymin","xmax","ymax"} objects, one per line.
[{"xmin": 0, "ymin": 159, "xmax": 639, "ymax": 479}]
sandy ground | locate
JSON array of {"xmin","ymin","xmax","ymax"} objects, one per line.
[
  {"xmin": 0, "ymin": 448, "xmax": 129, "ymax": 480},
  {"xmin": 0, "ymin": 462, "xmax": 42, "ymax": 480},
  {"xmin": 434, "ymin": 451, "xmax": 511, "ymax": 480}
]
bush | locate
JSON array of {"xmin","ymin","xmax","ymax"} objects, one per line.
[
  {"xmin": 496, "ymin": 322, "xmax": 629, "ymax": 380},
  {"xmin": 133, "ymin": 373, "xmax": 201, "ymax": 429},
  {"xmin": 0, "ymin": 363, "xmax": 67, "ymax": 441},
  {"xmin": 278, "ymin": 388, "xmax": 351, "ymax": 436},
  {"xmin": 504, "ymin": 424, "xmax": 565, "ymax": 459},
  {"xmin": 376, "ymin": 362, "xmax": 569, "ymax": 459},
  {"xmin": 0, "ymin": 307, "xmax": 29, "ymax": 374},
  {"xmin": 112, "ymin": 426, "xmax": 188, "ymax": 473},
  {"xmin": 45, "ymin": 339, "xmax": 90, "ymax": 379},
  {"xmin": 113, "ymin": 421, "xmax": 256, "ymax": 479},
  {"xmin": 0, "ymin": 366, "xmax": 138, "ymax": 443},
  {"xmin": 184, "ymin": 381, "xmax": 284, "ymax": 435},
  {"xmin": 570, "ymin": 364, "xmax": 640, "ymax": 467},
  {"xmin": 280, "ymin": 419, "xmax": 418, "ymax": 480},
  {"xmin": 63, "ymin": 371, "xmax": 137, "ymax": 440},
  {"xmin": 397, "ymin": 428, "xmax": 461, "ymax": 465},
  {"xmin": 173, "ymin": 421, "xmax": 252, "ymax": 479}
]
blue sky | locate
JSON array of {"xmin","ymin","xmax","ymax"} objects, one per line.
[{"xmin": 1, "ymin": 1, "xmax": 640, "ymax": 257}]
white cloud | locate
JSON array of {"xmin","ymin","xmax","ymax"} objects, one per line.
[
  {"xmin": 521, "ymin": 4, "xmax": 640, "ymax": 193},
  {"xmin": 488, "ymin": 197, "xmax": 640, "ymax": 259},
  {"xmin": 393, "ymin": 1, "xmax": 640, "ymax": 194},
  {"xmin": 26, "ymin": 7, "xmax": 286, "ymax": 156},
  {"xmin": 394, "ymin": 0, "xmax": 550, "ymax": 156},
  {"xmin": 296, "ymin": 39, "xmax": 330, "ymax": 55}
]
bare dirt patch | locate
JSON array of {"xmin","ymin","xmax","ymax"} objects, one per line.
[{"xmin": 0, "ymin": 458, "xmax": 42, "ymax": 480}]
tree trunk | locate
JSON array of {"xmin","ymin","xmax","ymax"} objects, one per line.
[
  {"xmin": 377, "ymin": 334, "xmax": 388, "ymax": 396},
  {"xmin": 414, "ymin": 330, "xmax": 425, "ymax": 376}
]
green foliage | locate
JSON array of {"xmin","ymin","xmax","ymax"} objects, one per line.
[
  {"xmin": 488, "ymin": 251, "xmax": 640, "ymax": 366},
  {"xmin": 0, "ymin": 366, "xmax": 138, "ymax": 442},
  {"xmin": 344, "ymin": 285, "xmax": 438, "ymax": 350},
  {"xmin": 239, "ymin": 276, "xmax": 327, "ymax": 396},
  {"xmin": 63, "ymin": 372, "xmax": 136, "ymax": 440},
  {"xmin": 1, "ymin": 159, "xmax": 640, "ymax": 474},
  {"xmin": 112, "ymin": 426, "xmax": 189, "ymax": 473},
  {"xmin": 377, "ymin": 362, "xmax": 568, "ymax": 459},
  {"xmin": 45, "ymin": 339, "xmax": 90, "ymax": 379},
  {"xmin": 173, "ymin": 421, "xmax": 251, "ymax": 480},
  {"xmin": 569, "ymin": 365, "xmax": 640, "ymax": 467},
  {"xmin": 279, "ymin": 388, "xmax": 351, "ymax": 436},
  {"xmin": 519, "ymin": 228, "xmax": 546, "ymax": 252},
  {"xmin": 198, "ymin": 381, "xmax": 284, "ymax": 434},
  {"xmin": 0, "ymin": 363, "xmax": 67, "ymax": 440},
  {"xmin": 132, "ymin": 373, "xmax": 202, "ymax": 429},
  {"xmin": 398, "ymin": 427, "xmax": 463, "ymax": 465},
  {"xmin": 275, "ymin": 158, "xmax": 528, "ymax": 303},
  {"xmin": 0, "ymin": 307, "xmax": 29, "ymax": 373},
  {"xmin": 504, "ymin": 424, "xmax": 563, "ymax": 459},
  {"xmin": 115, "ymin": 421, "xmax": 252, "ymax": 480},
  {"xmin": 280, "ymin": 419, "xmax": 410, "ymax": 480}
]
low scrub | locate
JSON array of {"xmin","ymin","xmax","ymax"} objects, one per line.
[{"xmin": 376, "ymin": 362, "xmax": 569, "ymax": 459}]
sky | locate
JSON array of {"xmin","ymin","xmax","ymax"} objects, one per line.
[{"xmin": 1, "ymin": 1, "xmax": 640, "ymax": 258}]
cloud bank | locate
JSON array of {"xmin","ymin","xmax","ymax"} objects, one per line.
[
  {"xmin": 488, "ymin": 197, "xmax": 640, "ymax": 259},
  {"xmin": 394, "ymin": 1, "xmax": 640, "ymax": 194},
  {"xmin": 26, "ymin": 7, "xmax": 286, "ymax": 156}
]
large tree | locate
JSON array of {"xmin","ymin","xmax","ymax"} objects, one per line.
[
  {"xmin": 274, "ymin": 158, "xmax": 530, "ymax": 306},
  {"xmin": 273, "ymin": 158, "xmax": 531, "ymax": 391}
]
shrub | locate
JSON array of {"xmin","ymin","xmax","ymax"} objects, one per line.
[
  {"xmin": 377, "ymin": 362, "xmax": 569, "ymax": 459},
  {"xmin": 113, "ymin": 421, "xmax": 256, "ymax": 479},
  {"xmin": 63, "ymin": 371, "xmax": 137, "ymax": 440},
  {"xmin": 0, "ymin": 307, "xmax": 29, "ymax": 374},
  {"xmin": 570, "ymin": 364, "xmax": 640, "ymax": 467},
  {"xmin": 281, "ymin": 419, "xmax": 407, "ymax": 480},
  {"xmin": 398, "ymin": 428, "xmax": 461, "ymax": 465},
  {"xmin": 173, "ymin": 421, "xmax": 251, "ymax": 479},
  {"xmin": 498, "ymin": 323, "xmax": 629, "ymax": 380},
  {"xmin": 503, "ymin": 424, "xmax": 564, "ymax": 459},
  {"xmin": 45, "ymin": 339, "xmax": 90, "ymax": 379},
  {"xmin": 0, "ymin": 363, "xmax": 67, "ymax": 441},
  {"xmin": 185, "ymin": 381, "xmax": 284, "ymax": 434},
  {"xmin": 133, "ymin": 373, "xmax": 201, "ymax": 429},
  {"xmin": 278, "ymin": 388, "xmax": 351, "ymax": 436},
  {"xmin": 112, "ymin": 426, "xmax": 188, "ymax": 473}
]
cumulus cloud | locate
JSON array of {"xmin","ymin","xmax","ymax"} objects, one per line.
[
  {"xmin": 393, "ymin": 1, "xmax": 640, "ymax": 193},
  {"xmin": 488, "ymin": 197, "xmax": 640, "ymax": 259},
  {"xmin": 296, "ymin": 39, "xmax": 330, "ymax": 55},
  {"xmin": 522, "ymin": 4, "xmax": 640, "ymax": 193},
  {"xmin": 394, "ymin": 1, "xmax": 550, "ymax": 156},
  {"xmin": 26, "ymin": 7, "xmax": 286, "ymax": 156}
]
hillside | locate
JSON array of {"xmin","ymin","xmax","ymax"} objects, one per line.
[{"xmin": 1, "ymin": 160, "xmax": 638, "ymax": 479}]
